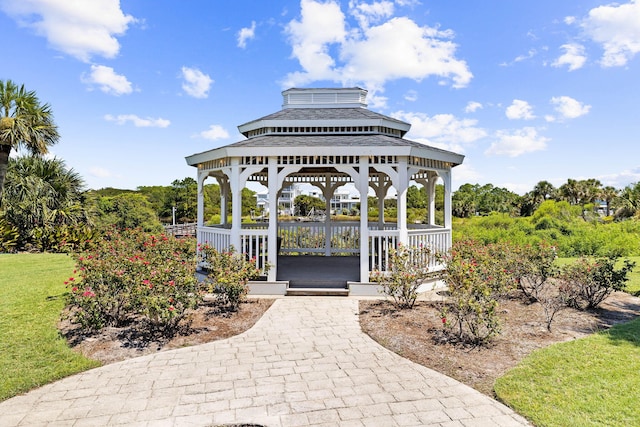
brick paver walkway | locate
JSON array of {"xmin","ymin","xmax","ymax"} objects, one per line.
[{"xmin": 1, "ymin": 297, "xmax": 530, "ymax": 426}]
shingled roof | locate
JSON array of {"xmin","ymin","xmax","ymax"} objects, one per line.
[{"xmin": 185, "ymin": 88, "xmax": 464, "ymax": 168}]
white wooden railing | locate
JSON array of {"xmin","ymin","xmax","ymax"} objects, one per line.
[
  {"xmin": 278, "ymin": 221, "xmax": 360, "ymax": 255},
  {"xmin": 197, "ymin": 222, "xmax": 450, "ymax": 276}
]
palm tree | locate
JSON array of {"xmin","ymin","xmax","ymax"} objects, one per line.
[
  {"xmin": 0, "ymin": 80, "xmax": 59, "ymax": 198},
  {"xmin": 559, "ymin": 179, "xmax": 580, "ymax": 205},
  {"xmin": 599, "ymin": 186, "xmax": 619, "ymax": 217},
  {"xmin": 532, "ymin": 180, "xmax": 556, "ymax": 205},
  {"xmin": 615, "ymin": 182, "xmax": 640, "ymax": 219},
  {"xmin": 1, "ymin": 156, "xmax": 90, "ymax": 248}
]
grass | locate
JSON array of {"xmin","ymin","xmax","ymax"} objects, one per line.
[
  {"xmin": 495, "ymin": 317, "xmax": 640, "ymax": 426},
  {"xmin": 0, "ymin": 253, "xmax": 100, "ymax": 401},
  {"xmin": 556, "ymin": 256, "xmax": 640, "ymax": 294}
]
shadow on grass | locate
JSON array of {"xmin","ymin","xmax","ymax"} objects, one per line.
[{"xmin": 600, "ymin": 317, "xmax": 640, "ymax": 347}]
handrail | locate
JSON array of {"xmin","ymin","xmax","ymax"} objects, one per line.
[{"xmin": 197, "ymin": 223, "xmax": 451, "ymax": 274}]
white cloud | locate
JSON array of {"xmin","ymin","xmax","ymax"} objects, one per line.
[
  {"xmin": 342, "ymin": 17, "xmax": 472, "ymax": 89},
  {"xmin": 550, "ymin": 96, "xmax": 591, "ymax": 119},
  {"xmin": 500, "ymin": 49, "xmax": 538, "ymax": 67},
  {"xmin": 597, "ymin": 166, "xmax": 640, "ymax": 189},
  {"xmin": 82, "ymin": 65, "xmax": 133, "ymax": 95},
  {"xmin": 349, "ymin": 0, "xmax": 394, "ymax": 28},
  {"xmin": 452, "ymin": 163, "xmax": 481, "ymax": 187},
  {"xmin": 195, "ymin": 124, "xmax": 230, "ymax": 141},
  {"xmin": 89, "ymin": 166, "xmax": 119, "ymax": 178},
  {"xmin": 237, "ymin": 21, "xmax": 256, "ymax": 48},
  {"xmin": 464, "ymin": 101, "xmax": 483, "ymax": 113},
  {"xmin": 0, "ymin": 0, "xmax": 136, "ymax": 62},
  {"xmin": 104, "ymin": 114, "xmax": 170, "ymax": 128},
  {"xmin": 505, "ymin": 99, "xmax": 535, "ymax": 120},
  {"xmin": 283, "ymin": 0, "xmax": 472, "ymax": 94},
  {"xmin": 180, "ymin": 67, "xmax": 213, "ymax": 98},
  {"xmin": 393, "ymin": 111, "xmax": 487, "ymax": 153},
  {"xmin": 581, "ymin": 0, "xmax": 640, "ymax": 67},
  {"xmin": 404, "ymin": 90, "xmax": 418, "ymax": 102},
  {"xmin": 485, "ymin": 127, "xmax": 549, "ymax": 157},
  {"xmin": 564, "ymin": 16, "xmax": 577, "ymax": 25},
  {"xmin": 283, "ymin": 0, "xmax": 346, "ymax": 86},
  {"xmin": 552, "ymin": 43, "xmax": 587, "ymax": 71}
]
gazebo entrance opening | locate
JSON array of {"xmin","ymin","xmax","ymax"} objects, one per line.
[{"xmin": 186, "ymin": 87, "xmax": 464, "ymax": 293}]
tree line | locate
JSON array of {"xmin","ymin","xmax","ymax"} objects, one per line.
[{"xmin": 452, "ymin": 179, "xmax": 640, "ymax": 220}]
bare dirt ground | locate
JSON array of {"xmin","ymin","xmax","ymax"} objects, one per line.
[
  {"xmin": 360, "ymin": 290, "xmax": 640, "ymax": 396},
  {"xmin": 60, "ymin": 291, "xmax": 640, "ymax": 397},
  {"xmin": 59, "ymin": 299, "xmax": 274, "ymax": 365}
]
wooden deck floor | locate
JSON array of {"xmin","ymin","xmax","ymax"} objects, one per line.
[{"xmin": 276, "ymin": 256, "xmax": 360, "ymax": 288}]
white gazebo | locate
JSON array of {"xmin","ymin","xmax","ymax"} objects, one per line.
[{"xmin": 186, "ymin": 87, "xmax": 464, "ymax": 294}]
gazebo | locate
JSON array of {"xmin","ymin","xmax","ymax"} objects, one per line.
[{"xmin": 186, "ymin": 87, "xmax": 464, "ymax": 295}]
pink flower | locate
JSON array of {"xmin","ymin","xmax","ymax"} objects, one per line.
[
  {"xmin": 82, "ymin": 290, "xmax": 95, "ymax": 298},
  {"xmin": 168, "ymin": 280, "xmax": 175, "ymax": 287},
  {"xmin": 168, "ymin": 306, "xmax": 175, "ymax": 311}
]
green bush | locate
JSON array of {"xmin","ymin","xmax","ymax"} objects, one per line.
[
  {"xmin": 67, "ymin": 229, "xmax": 200, "ymax": 333},
  {"xmin": 370, "ymin": 244, "xmax": 435, "ymax": 309},
  {"xmin": 558, "ymin": 256, "xmax": 636, "ymax": 310},
  {"xmin": 454, "ymin": 208, "xmax": 640, "ymax": 257},
  {"xmin": 509, "ymin": 242, "xmax": 558, "ymax": 302},
  {"xmin": 0, "ymin": 218, "xmax": 18, "ymax": 253},
  {"xmin": 198, "ymin": 244, "xmax": 264, "ymax": 311},
  {"xmin": 439, "ymin": 240, "xmax": 514, "ymax": 344}
]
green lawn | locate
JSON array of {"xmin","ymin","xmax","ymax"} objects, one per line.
[
  {"xmin": 556, "ymin": 256, "xmax": 640, "ymax": 294},
  {"xmin": 495, "ymin": 317, "xmax": 640, "ymax": 426},
  {"xmin": 0, "ymin": 253, "xmax": 100, "ymax": 401}
]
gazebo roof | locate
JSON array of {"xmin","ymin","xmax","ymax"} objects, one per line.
[
  {"xmin": 185, "ymin": 88, "xmax": 464, "ymax": 168},
  {"xmin": 238, "ymin": 107, "xmax": 411, "ymax": 138}
]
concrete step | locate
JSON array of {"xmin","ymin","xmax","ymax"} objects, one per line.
[
  {"xmin": 288, "ymin": 280, "xmax": 348, "ymax": 289},
  {"xmin": 286, "ymin": 288, "xmax": 350, "ymax": 297}
]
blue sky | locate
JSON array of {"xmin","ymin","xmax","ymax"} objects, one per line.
[{"xmin": 1, "ymin": 0, "xmax": 639, "ymax": 194}]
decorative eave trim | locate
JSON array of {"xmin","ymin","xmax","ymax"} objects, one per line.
[
  {"xmin": 238, "ymin": 118, "xmax": 411, "ymax": 138},
  {"xmin": 186, "ymin": 144, "xmax": 464, "ymax": 170}
]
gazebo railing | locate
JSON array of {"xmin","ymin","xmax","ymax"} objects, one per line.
[
  {"xmin": 199, "ymin": 226, "xmax": 231, "ymax": 251},
  {"xmin": 198, "ymin": 222, "xmax": 450, "ymax": 277},
  {"xmin": 278, "ymin": 221, "xmax": 360, "ymax": 255},
  {"xmin": 370, "ymin": 227, "xmax": 450, "ymax": 273}
]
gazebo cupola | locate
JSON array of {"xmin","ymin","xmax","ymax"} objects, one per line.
[{"xmin": 186, "ymin": 87, "xmax": 464, "ymax": 293}]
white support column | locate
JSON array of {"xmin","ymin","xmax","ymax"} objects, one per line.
[
  {"xmin": 418, "ymin": 172, "xmax": 438, "ymax": 227},
  {"xmin": 427, "ymin": 174, "xmax": 436, "ymax": 226},
  {"xmin": 267, "ymin": 157, "xmax": 278, "ymax": 281},
  {"xmin": 442, "ymin": 169, "xmax": 453, "ymax": 243},
  {"xmin": 397, "ymin": 159, "xmax": 409, "ymax": 245},
  {"xmin": 358, "ymin": 156, "xmax": 370, "ymax": 283},
  {"xmin": 230, "ymin": 159, "xmax": 242, "ymax": 251},
  {"xmin": 324, "ymin": 175, "xmax": 332, "ymax": 257},
  {"xmin": 376, "ymin": 183, "xmax": 385, "ymax": 229},
  {"xmin": 197, "ymin": 171, "xmax": 205, "ymax": 230},
  {"xmin": 218, "ymin": 178, "xmax": 230, "ymax": 226}
]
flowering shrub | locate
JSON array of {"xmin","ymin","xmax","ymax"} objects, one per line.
[
  {"xmin": 438, "ymin": 240, "xmax": 515, "ymax": 344},
  {"xmin": 198, "ymin": 244, "xmax": 264, "ymax": 311},
  {"xmin": 557, "ymin": 256, "xmax": 635, "ymax": 310},
  {"xmin": 508, "ymin": 242, "xmax": 558, "ymax": 303},
  {"xmin": 370, "ymin": 244, "xmax": 435, "ymax": 309},
  {"xmin": 67, "ymin": 229, "xmax": 201, "ymax": 333}
]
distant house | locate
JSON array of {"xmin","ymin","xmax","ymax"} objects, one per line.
[{"xmin": 255, "ymin": 184, "xmax": 300, "ymax": 216}]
